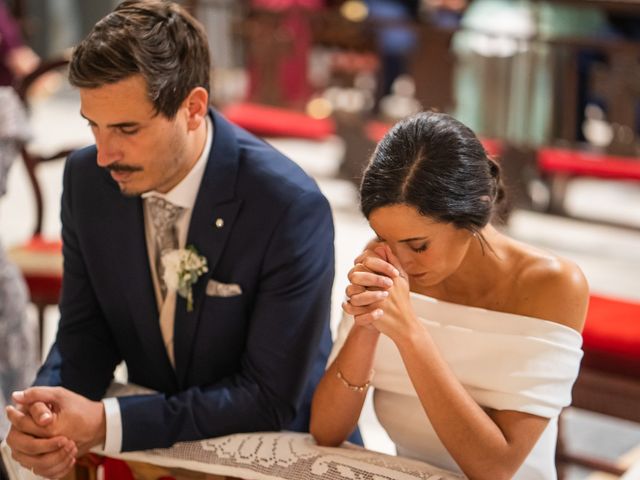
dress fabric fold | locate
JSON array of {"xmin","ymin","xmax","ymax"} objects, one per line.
[{"xmin": 330, "ymin": 292, "xmax": 583, "ymax": 479}]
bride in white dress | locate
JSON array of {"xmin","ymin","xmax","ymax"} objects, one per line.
[{"xmin": 310, "ymin": 111, "xmax": 588, "ymax": 480}]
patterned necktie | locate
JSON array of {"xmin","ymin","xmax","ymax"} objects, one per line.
[{"xmin": 146, "ymin": 196, "xmax": 184, "ymax": 300}]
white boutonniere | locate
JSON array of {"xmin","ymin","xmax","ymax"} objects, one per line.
[{"xmin": 162, "ymin": 246, "xmax": 208, "ymax": 312}]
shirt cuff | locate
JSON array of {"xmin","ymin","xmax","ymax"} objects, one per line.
[{"xmin": 101, "ymin": 398, "xmax": 123, "ymax": 453}]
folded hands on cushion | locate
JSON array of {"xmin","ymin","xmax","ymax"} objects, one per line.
[{"xmin": 5, "ymin": 387, "xmax": 106, "ymax": 479}]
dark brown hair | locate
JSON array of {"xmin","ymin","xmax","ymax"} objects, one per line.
[
  {"xmin": 69, "ymin": 0, "xmax": 210, "ymax": 118},
  {"xmin": 361, "ymin": 111, "xmax": 506, "ymax": 232}
]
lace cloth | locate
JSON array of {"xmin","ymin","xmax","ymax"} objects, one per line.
[
  {"xmin": 1, "ymin": 382, "xmax": 463, "ymax": 479},
  {"xmin": 2, "ymin": 432, "xmax": 463, "ymax": 479}
]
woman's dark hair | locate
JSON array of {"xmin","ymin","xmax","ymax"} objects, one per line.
[
  {"xmin": 69, "ymin": 0, "xmax": 210, "ymax": 119},
  {"xmin": 360, "ymin": 111, "xmax": 506, "ymax": 232}
]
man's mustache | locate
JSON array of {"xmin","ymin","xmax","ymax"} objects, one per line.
[{"xmin": 105, "ymin": 164, "xmax": 143, "ymax": 173}]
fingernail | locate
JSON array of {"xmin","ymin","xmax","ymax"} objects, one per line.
[
  {"xmin": 373, "ymin": 309, "xmax": 383, "ymax": 318},
  {"xmin": 40, "ymin": 412, "xmax": 51, "ymax": 422},
  {"xmin": 378, "ymin": 291, "xmax": 389, "ymax": 298},
  {"xmin": 382, "ymin": 278, "xmax": 393, "ymax": 287},
  {"xmin": 11, "ymin": 391, "xmax": 24, "ymax": 401},
  {"xmin": 391, "ymin": 268, "xmax": 400, "ymax": 277}
]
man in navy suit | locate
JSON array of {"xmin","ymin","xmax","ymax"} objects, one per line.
[{"xmin": 4, "ymin": 1, "xmax": 345, "ymax": 477}]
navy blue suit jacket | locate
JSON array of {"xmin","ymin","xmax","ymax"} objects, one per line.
[{"xmin": 35, "ymin": 109, "xmax": 336, "ymax": 451}]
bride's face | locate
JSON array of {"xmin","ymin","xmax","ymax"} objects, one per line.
[{"xmin": 368, "ymin": 203, "xmax": 475, "ymax": 289}]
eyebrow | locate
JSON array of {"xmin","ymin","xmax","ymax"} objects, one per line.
[
  {"xmin": 377, "ymin": 235, "xmax": 429, "ymax": 244},
  {"xmin": 80, "ymin": 111, "xmax": 141, "ymax": 129}
]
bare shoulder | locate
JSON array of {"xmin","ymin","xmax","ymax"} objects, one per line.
[{"xmin": 509, "ymin": 243, "xmax": 589, "ymax": 332}]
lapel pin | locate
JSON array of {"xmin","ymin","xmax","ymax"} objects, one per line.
[{"xmin": 215, "ymin": 218, "xmax": 224, "ymax": 228}]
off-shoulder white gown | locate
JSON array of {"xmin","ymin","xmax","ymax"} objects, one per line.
[{"xmin": 330, "ymin": 292, "xmax": 583, "ymax": 480}]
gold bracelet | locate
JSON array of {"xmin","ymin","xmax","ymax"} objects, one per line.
[{"xmin": 336, "ymin": 367, "xmax": 374, "ymax": 393}]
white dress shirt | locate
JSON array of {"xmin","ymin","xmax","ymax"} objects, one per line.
[{"xmin": 102, "ymin": 116, "xmax": 213, "ymax": 453}]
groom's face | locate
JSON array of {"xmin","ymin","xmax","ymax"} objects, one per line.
[{"xmin": 79, "ymin": 74, "xmax": 191, "ymax": 196}]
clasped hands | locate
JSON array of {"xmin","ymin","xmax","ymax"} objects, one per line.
[
  {"xmin": 5, "ymin": 387, "xmax": 106, "ymax": 479},
  {"xmin": 343, "ymin": 243, "xmax": 417, "ymax": 341}
]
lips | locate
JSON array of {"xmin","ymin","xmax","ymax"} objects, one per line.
[{"xmin": 110, "ymin": 170, "xmax": 134, "ymax": 183}]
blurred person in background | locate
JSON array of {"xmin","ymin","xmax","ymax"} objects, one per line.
[
  {"xmin": 365, "ymin": 0, "xmax": 419, "ymax": 107},
  {"xmin": 0, "ymin": 0, "xmax": 39, "ymax": 86},
  {"xmin": 0, "ymin": 77, "xmax": 38, "ymax": 480},
  {"xmin": 0, "ymin": 1, "xmax": 39, "ymax": 451},
  {"xmin": 420, "ymin": 0, "xmax": 466, "ymax": 28}
]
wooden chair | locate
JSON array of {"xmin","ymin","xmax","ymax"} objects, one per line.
[
  {"xmin": 6, "ymin": 57, "xmax": 74, "ymax": 355},
  {"xmin": 556, "ymin": 294, "xmax": 640, "ymax": 478}
]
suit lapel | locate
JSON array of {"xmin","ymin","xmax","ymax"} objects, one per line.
[{"xmin": 173, "ymin": 110, "xmax": 242, "ymax": 387}]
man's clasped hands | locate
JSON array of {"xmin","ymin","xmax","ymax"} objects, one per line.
[{"xmin": 5, "ymin": 386, "xmax": 105, "ymax": 478}]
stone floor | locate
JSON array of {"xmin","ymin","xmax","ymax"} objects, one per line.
[{"xmin": 1, "ymin": 90, "xmax": 639, "ymax": 479}]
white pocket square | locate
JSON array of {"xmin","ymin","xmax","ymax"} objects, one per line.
[{"xmin": 206, "ymin": 279, "xmax": 242, "ymax": 297}]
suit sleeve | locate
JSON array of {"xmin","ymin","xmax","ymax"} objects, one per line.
[
  {"xmin": 117, "ymin": 190, "xmax": 335, "ymax": 451},
  {"xmin": 33, "ymin": 156, "xmax": 122, "ymax": 399}
]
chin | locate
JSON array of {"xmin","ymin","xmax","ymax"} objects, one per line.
[
  {"xmin": 410, "ymin": 274, "xmax": 439, "ymax": 288},
  {"xmin": 118, "ymin": 183, "xmax": 145, "ymax": 197}
]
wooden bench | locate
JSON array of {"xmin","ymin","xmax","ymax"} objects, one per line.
[
  {"xmin": 222, "ymin": 102, "xmax": 336, "ymax": 140},
  {"xmin": 537, "ymin": 147, "xmax": 640, "ymax": 216},
  {"xmin": 557, "ymin": 294, "xmax": 640, "ymax": 478}
]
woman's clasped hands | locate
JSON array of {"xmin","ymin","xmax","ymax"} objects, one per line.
[{"xmin": 343, "ymin": 243, "xmax": 419, "ymax": 342}]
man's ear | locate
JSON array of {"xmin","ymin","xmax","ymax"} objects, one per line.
[{"xmin": 184, "ymin": 86, "xmax": 209, "ymax": 131}]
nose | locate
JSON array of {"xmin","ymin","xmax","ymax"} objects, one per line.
[{"xmin": 95, "ymin": 132, "xmax": 122, "ymax": 167}]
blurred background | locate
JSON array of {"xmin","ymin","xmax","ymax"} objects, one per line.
[{"xmin": 0, "ymin": 0, "xmax": 639, "ymax": 479}]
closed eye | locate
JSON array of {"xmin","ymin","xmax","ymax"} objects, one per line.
[
  {"xmin": 410, "ymin": 243, "xmax": 428, "ymax": 253},
  {"xmin": 119, "ymin": 127, "xmax": 139, "ymax": 135}
]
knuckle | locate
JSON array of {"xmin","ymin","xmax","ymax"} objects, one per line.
[
  {"xmin": 353, "ymin": 262, "xmax": 366, "ymax": 272},
  {"xmin": 12, "ymin": 415, "xmax": 24, "ymax": 430}
]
